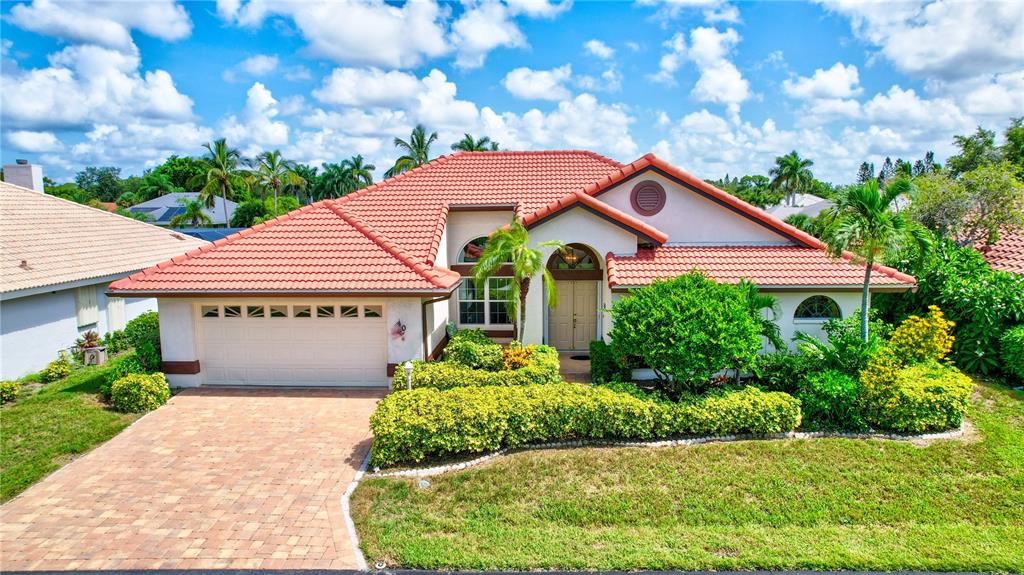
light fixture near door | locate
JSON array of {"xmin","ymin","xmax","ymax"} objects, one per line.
[{"xmin": 630, "ymin": 180, "xmax": 666, "ymax": 216}]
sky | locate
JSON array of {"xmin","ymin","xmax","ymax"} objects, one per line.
[{"xmin": 1, "ymin": 0, "xmax": 1022, "ymax": 184}]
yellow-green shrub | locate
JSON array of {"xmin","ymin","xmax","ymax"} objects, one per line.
[
  {"xmin": 369, "ymin": 384, "xmax": 801, "ymax": 466},
  {"xmin": 40, "ymin": 351, "xmax": 74, "ymax": 383},
  {"xmin": 443, "ymin": 338, "xmax": 503, "ymax": 371},
  {"xmin": 862, "ymin": 362, "xmax": 972, "ymax": 433},
  {"xmin": 502, "ymin": 343, "xmax": 533, "ymax": 370},
  {"xmin": 110, "ymin": 373, "xmax": 170, "ymax": 413},
  {"xmin": 395, "ymin": 345, "xmax": 561, "ymax": 390},
  {"xmin": 888, "ymin": 305, "xmax": 955, "ymax": 364},
  {"xmin": 0, "ymin": 380, "xmax": 22, "ymax": 403}
]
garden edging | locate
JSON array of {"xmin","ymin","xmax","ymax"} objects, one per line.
[{"xmin": 369, "ymin": 424, "xmax": 966, "ymax": 478}]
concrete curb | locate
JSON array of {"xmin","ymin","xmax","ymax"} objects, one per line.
[
  {"xmin": 370, "ymin": 424, "xmax": 966, "ymax": 478},
  {"xmin": 341, "ymin": 449, "xmax": 373, "ymax": 571}
]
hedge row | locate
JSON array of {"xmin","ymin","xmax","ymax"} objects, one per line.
[
  {"xmin": 369, "ymin": 383, "xmax": 801, "ymax": 466},
  {"xmin": 393, "ymin": 345, "xmax": 561, "ymax": 390}
]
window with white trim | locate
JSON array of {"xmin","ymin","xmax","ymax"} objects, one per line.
[
  {"xmin": 794, "ymin": 295, "xmax": 841, "ymax": 321},
  {"xmin": 458, "ymin": 277, "xmax": 512, "ymax": 326}
]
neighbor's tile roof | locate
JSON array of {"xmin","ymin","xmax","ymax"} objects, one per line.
[
  {"xmin": 0, "ymin": 181, "xmax": 208, "ymax": 294},
  {"xmin": 606, "ymin": 245, "xmax": 917, "ymax": 288},
  {"xmin": 978, "ymin": 231, "xmax": 1024, "ymax": 275}
]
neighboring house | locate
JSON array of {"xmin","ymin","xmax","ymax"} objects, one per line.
[
  {"xmin": 765, "ymin": 193, "xmax": 833, "ymax": 220},
  {"xmin": 109, "ymin": 151, "xmax": 915, "ymax": 388},
  {"xmin": 174, "ymin": 227, "xmax": 246, "ymax": 242},
  {"xmin": 0, "ymin": 181, "xmax": 207, "ymax": 380},
  {"xmin": 978, "ymin": 230, "xmax": 1024, "ymax": 275},
  {"xmin": 128, "ymin": 192, "xmax": 237, "ymax": 226}
]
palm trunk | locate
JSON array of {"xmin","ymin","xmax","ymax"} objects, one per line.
[
  {"xmin": 221, "ymin": 188, "xmax": 229, "ymax": 227},
  {"xmin": 860, "ymin": 257, "xmax": 873, "ymax": 342},
  {"xmin": 519, "ymin": 277, "xmax": 531, "ymax": 343},
  {"xmin": 273, "ymin": 187, "xmax": 278, "ymax": 214}
]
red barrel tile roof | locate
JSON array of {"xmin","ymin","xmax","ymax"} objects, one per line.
[
  {"xmin": 607, "ymin": 245, "xmax": 916, "ymax": 288},
  {"xmin": 978, "ymin": 231, "xmax": 1024, "ymax": 275}
]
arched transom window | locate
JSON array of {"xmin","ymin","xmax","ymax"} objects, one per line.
[
  {"xmin": 549, "ymin": 246, "xmax": 597, "ymax": 270},
  {"xmin": 459, "ymin": 237, "xmax": 488, "ymax": 263},
  {"xmin": 794, "ymin": 295, "xmax": 842, "ymax": 320}
]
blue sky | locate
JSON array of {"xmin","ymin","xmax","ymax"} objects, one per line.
[{"xmin": 2, "ymin": 0, "xmax": 1021, "ymax": 183}]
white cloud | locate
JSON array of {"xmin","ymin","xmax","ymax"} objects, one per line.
[
  {"xmin": 958, "ymin": 71, "xmax": 1024, "ymax": 118},
  {"xmin": 6, "ymin": 130, "xmax": 64, "ymax": 153},
  {"xmin": 450, "ymin": 1, "xmax": 527, "ymax": 69},
  {"xmin": 638, "ymin": 0, "xmax": 740, "ymax": 24},
  {"xmin": 584, "ymin": 39, "xmax": 615, "ymax": 59},
  {"xmin": 220, "ymin": 0, "xmax": 450, "ymax": 69},
  {"xmin": 220, "ymin": 82, "xmax": 290, "ymax": 155},
  {"xmin": 576, "ymin": 66, "xmax": 622, "ymax": 93},
  {"xmin": 7, "ymin": 0, "xmax": 192, "ymax": 52},
  {"xmin": 782, "ymin": 62, "xmax": 862, "ymax": 100},
  {"xmin": 648, "ymin": 32, "xmax": 686, "ymax": 84},
  {"xmin": 222, "ymin": 54, "xmax": 279, "ymax": 82},
  {"xmin": 415, "ymin": 69, "xmax": 480, "ymax": 129},
  {"xmin": 687, "ymin": 27, "xmax": 749, "ymax": 107},
  {"xmin": 68, "ymin": 121, "xmax": 214, "ymax": 170},
  {"xmin": 861, "ymin": 85, "xmax": 971, "ymax": 133},
  {"xmin": 505, "ymin": 0, "xmax": 572, "ymax": 18},
  {"xmin": 502, "ymin": 65, "xmax": 573, "ymax": 100},
  {"xmin": 283, "ymin": 66, "xmax": 313, "ymax": 82},
  {"xmin": 820, "ymin": 0, "xmax": 1024, "ymax": 79},
  {"xmin": 313, "ymin": 67, "xmax": 422, "ymax": 108}
]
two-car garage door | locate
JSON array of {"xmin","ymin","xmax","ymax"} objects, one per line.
[{"xmin": 198, "ymin": 302, "xmax": 388, "ymax": 387}]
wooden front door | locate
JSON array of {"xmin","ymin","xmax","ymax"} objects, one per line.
[{"xmin": 549, "ymin": 281, "xmax": 598, "ymax": 350}]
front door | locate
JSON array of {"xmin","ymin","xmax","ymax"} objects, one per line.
[{"xmin": 549, "ymin": 281, "xmax": 598, "ymax": 350}]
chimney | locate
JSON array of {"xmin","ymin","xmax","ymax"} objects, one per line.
[{"xmin": 3, "ymin": 160, "xmax": 44, "ymax": 192}]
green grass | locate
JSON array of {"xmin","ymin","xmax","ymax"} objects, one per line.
[
  {"xmin": 1, "ymin": 362, "xmax": 139, "ymax": 501},
  {"xmin": 352, "ymin": 381, "xmax": 1024, "ymax": 571}
]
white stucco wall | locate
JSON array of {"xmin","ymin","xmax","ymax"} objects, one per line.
[
  {"xmin": 767, "ymin": 290, "xmax": 863, "ymax": 351},
  {"xmin": 1, "ymin": 283, "xmax": 156, "ymax": 380},
  {"xmin": 599, "ymin": 171, "xmax": 794, "ymax": 245},
  {"xmin": 445, "ymin": 210, "xmax": 516, "ymax": 331}
]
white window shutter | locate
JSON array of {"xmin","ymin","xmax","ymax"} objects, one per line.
[
  {"xmin": 107, "ymin": 297, "xmax": 126, "ymax": 331},
  {"xmin": 75, "ymin": 286, "xmax": 99, "ymax": 327}
]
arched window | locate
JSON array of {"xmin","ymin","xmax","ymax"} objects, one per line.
[
  {"xmin": 549, "ymin": 246, "xmax": 597, "ymax": 270},
  {"xmin": 458, "ymin": 237, "xmax": 489, "ymax": 263},
  {"xmin": 794, "ymin": 295, "xmax": 841, "ymax": 320}
]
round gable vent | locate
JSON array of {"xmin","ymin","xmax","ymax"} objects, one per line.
[{"xmin": 630, "ymin": 180, "xmax": 666, "ymax": 216}]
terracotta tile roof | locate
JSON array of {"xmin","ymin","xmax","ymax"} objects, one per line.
[
  {"xmin": 0, "ymin": 182, "xmax": 208, "ymax": 295},
  {"xmin": 978, "ymin": 231, "xmax": 1024, "ymax": 275},
  {"xmin": 108, "ymin": 202, "xmax": 460, "ymax": 295},
  {"xmin": 606, "ymin": 245, "xmax": 917, "ymax": 288},
  {"xmin": 521, "ymin": 190, "xmax": 669, "ymax": 244}
]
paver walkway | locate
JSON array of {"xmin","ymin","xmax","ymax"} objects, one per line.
[
  {"xmin": 0, "ymin": 387, "xmax": 384, "ymax": 571},
  {"xmin": 558, "ymin": 351, "xmax": 592, "ymax": 383}
]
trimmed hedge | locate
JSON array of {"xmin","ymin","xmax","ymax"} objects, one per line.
[
  {"xmin": 369, "ymin": 384, "xmax": 801, "ymax": 466},
  {"xmin": 797, "ymin": 370, "xmax": 866, "ymax": 431},
  {"xmin": 862, "ymin": 362, "xmax": 972, "ymax": 433},
  {"xmin": 1001, "ymin": 325, "xmax": 1024, "ymax": 380},
  {"xmin": 395, "ymin": 345, "xmax": 561, "ymax": 390},
  {"xmin": 110, "ymin": 373, "xmax": 170, "ymax": 413},
  {"xmin": 444, "ymin": 338, "xmax": 503, "ymax": 371}
]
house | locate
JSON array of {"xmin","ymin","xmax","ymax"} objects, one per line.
[
  {"xmin": 978, "ymin": 230, "xmax": 1024, "ymax": 275},
  {"xmin": 108, "ymin": 151, "xmax": 915, "ymax": 388},
  {"xmin": 0, "ymin": 181, "xmax": 208, "ymax": 380},
  {"xmin": 128, "ymin": 192, "xmax": 237, "ymax": 226},
  {"xmin": 765, "ymin": 193, "xmax": 833, "ymax": 221}
]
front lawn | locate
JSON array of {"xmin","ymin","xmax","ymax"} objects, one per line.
[
  {"xmin": 1, "ymin": 362, "xmax": 140, "ymax": 501},
  {"xmin": 351, "ymin": 380, "xmax": 1024, "ymax": 572}
]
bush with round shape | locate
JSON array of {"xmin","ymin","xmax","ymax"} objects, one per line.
[
  {"xmin": 861, "ymin": 362, "xmax": 972, "ymax": 433},
  {"xmin": 443, "ymin": 339, "xmax": 503, "ymax": 371},
  {"xmin": 40, "ymin": 351, "xmax": 74, "ymax": 383},
  {"xmin": 1000, "ymin": 325, "xmax": 1024, "ymax": 380},
  {"xmin": 369, "ymin": 383, "xmax": 801, "ymax": 467},
  {"xmin": 449, "ymin": 328, "xmax": 493, "ymax": 346},
  {"xmin": 110, "ymin": 373, "xmax": 171, "ymax": 413},
  {"xmin": 887, "ymin": 306, "xmax": 955, "ymax": 364},
  {"xmin": 608, "ymin": 272, "xmax": 762, "ymax": 396},
  {"xmin": 124, "ymin": 311, "xmax": 160, "ymax": 352},
  {"xmin": 797, "ymin": 370, "xmax": 866, "ymax": 431},
  {"xmin": 395, "ymin": 345, "xmax": 561, "ymax": 390},
  {"xmin": 101, "ymin": 352, "xmax": 149, "ymax": 399},
  {"xmin": 1, "ymin": 380, "xmax": 22, "ymax": 403}
]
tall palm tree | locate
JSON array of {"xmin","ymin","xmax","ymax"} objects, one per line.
[
  {"xmin": 769, "ymin": 151, "xmax": 815, "ymax": 207},
  {"xmin": 343, "ymin": 154, "xmax": 375, "ymax": 187},
  {"xmin": 189, "ymin": 139, "xmax": 247, "ymax": 227},
  {"xmin": 385, "ymin": 124, "xmax": 438, "ymax": 178},
  {"xmin": 290, "ymin": 164, "xmax": 318, "ymax": 204},
  {"xmin": 826, "ymin": 179, "xmax": 931, "ymax": 341},
  {"xmin": 253, "ymin": 150, "xmax": 306, "ymax": 213},
  {"xmin": 317, "ymin": 163, "xmax": 355, "ymax": 200},
  {"xmin": 169, "ymin": 197, "xmax": 213, "ymax": 227},
  {"xmin": 451, "ymin": 133, "xmax": 499, "ymax": 152},
  {"xmin": 472, "ymin": 220, "xmax": 564, "ymax": 341}
]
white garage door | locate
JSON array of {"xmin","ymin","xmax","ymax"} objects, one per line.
[{"xmin": 198, "ymin": 303, "xmax": 388, "ymax": 387}]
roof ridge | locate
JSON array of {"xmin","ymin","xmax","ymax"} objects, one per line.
[
  {"xmin": 334, "ymin": 154, "xmax": 456, "ymax": 206},
  {"xmin": 325, "ymin": 202, "xmax": 458, "ymax": 289}
]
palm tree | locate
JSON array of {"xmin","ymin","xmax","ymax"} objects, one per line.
[
  {"xmin": 769, "ymin": 151, "xmax": 815, "ymax": 207},
  {"xmin": 826, "ymin": 179, "xmax": 931, "ymax": 341},
  {"xmin": 385, "ymin": 124, "xmax": 438, "ymax": 178},
  {"xmin": 290, "ymin": 164, "xmax": 318, "ymax": 204},
  {"xmin": 472, "ymin": 220, "xmax": 564, "ymax": 341},
  {"xmin": 343, "ymin": 154, "xmax": 375, "ymax": 187},
  {"xmin": 169, "ymin": 197, "xmax": 213, "ymax": 227},
  {"xmin": 451, "ymin": 133, "xmax": 499, "ymax": 152},
  {"xmin": 252, "ymin": 150, "xmax": 306, "ymax": 213},
  {"xmin": 136, "ymin": 171, "xmax": 181, "ymax": 202},
  {"xmin": 189, "ymin": 139, "xmax": 248, "ymax": 227},
  {"xmin": 316, "ymin": 163, "xmax": 355, "ymax": 200},
  {"xmin": 737, "ymin": 279, "xmax": 784, "ymax": 351}
]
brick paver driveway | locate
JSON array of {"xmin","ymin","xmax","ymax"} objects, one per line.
[{"xmin": 0, "ymin": 387, "xmax": 384, "ymax": 571}]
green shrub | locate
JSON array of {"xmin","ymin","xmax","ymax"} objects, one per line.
[
  {"xmin": 125, "ymin": 311, "xmax": 160, "ymax": 352},
  {"xmin": 102, "ymin": 330, "xmax": 130, "ymax": 354},
  {"xmin": 590, "ymin": 340, "xmax": 632, "ymax": 384},
  {"xmin": 862, "ymin": 362, "xmax": 972, "ymax": 433},
  {"xmin": 795, "ymin": 312, "xmax": 892, "ymax": 376},
  {"xmin": 369, "ymin": 384, "xmax": 801, "ymax": 466},
  {"xmin": 396, "ymin": 345, "xmax": 561, "ymax": 390},
  {"xmin": 608, "ymin": 272, "xmax": 762, "ymax": 396},
  {"xmin": 597, "ymin": 381, "xmax": 670, "ymax": 403},
  {"xmin": 40, "ymin": 351, "xmax": 74, "ymax": 383},
  {"xmin": 101, "ymin": 352, "xmax": 149, "ymax": 399},
  {"xmin": 1000, "ymin": 325, "xmax": 1024, "ymax": 380},
  {"xmin": 110, "ymin": 372, "xmax": 171, "ymax": 413},
  {"xmin": 135, "ymin": 341, "xmax": 161, "ymax": 372},
  {"xmin": 1, "ymin": 380, "xmax": 22, "ymax": 403},
  {"xmin": 443, "ymin": 338, "xmax": 503, "ymax": 371},
  {"xmin": 751, "ymin": 352, "xmax": 813, "ymax": 394},
  {"xmin": 449, "ymin": 328, "xmax": 493, "ymax": 346},
  {"xmin": 797, "ymin": 370, "xmax": 866, "ymax": 431}
]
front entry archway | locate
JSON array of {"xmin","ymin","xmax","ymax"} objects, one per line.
[{"xmin": 546, "ymin": 244, "xmax": 601, "ymax": 351}]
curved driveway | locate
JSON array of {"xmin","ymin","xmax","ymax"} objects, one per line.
[{"xmin": 0, "ymin": 387, "xmax": 383, "ymax": 571}]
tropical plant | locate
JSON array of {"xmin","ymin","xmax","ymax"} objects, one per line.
[
  {"xmin": 911, "ymin": 163, "xmax": 1024, "ymax": 247},
  {"xmin": 737, "ymin": 279, "xmax": 784, "ymax": 351},
  {"xmin": 385, "ymin": 124, "xmax": 438, "ymax": 178},
  {"xmin": 136, "ymin": 171, "xmax": 182, "ymax": 201},
  {"xmin": 230, "ymin": 199, "xmax": 268, "ymax": 227},
  {"xmin": 946, "ymin": 126, "xmax": 1001, "ymax": 177},
  {"xmin": 471, "ymin": 220, "xmax": 563, "ymax": 341},
  {"xmin": 115, "ymin": 192, "xmax": 138, "ymax": 208},
  {"xmin": 769, "ymin": 151, "xmax": 814, "ymax": 207},
  {"xmin": 189, "ymin": 139, "xmax": 248, "ymax": 226},
  {"xmin": 168, "ymin": 197, "xmax": 213, "ymax": 227},
  {"xmin": 795, "ymin": 312, "xmax": 892, "ymax": 376},
  {"xmin": 252, "ymin": 150, "xmax": 306, "ymax": 213},
  {"xmin": 825, "ymin": 179, "xmax": 931, "ymax": 341},
  {"xmin": 451, "ymin": 133, "xmax": 499, "ymax": 152}
]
